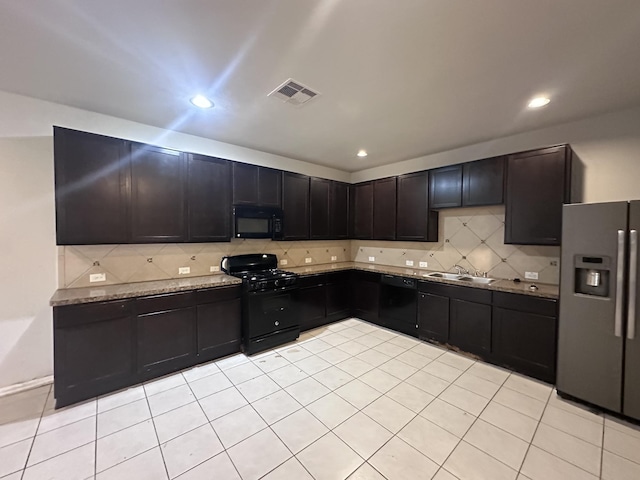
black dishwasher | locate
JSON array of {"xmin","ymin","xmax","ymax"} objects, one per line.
[{"xmin": 379, "ymin": 274, "xmax": 418, "ymax": 337}]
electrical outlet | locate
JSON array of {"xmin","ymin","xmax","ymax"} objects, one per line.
[
  {"xmin": 405, "ymin": 260, "xmax": 414, "ymax": 267},
  {"xmin": 209, "ymin": 266, "xmax": 219, "ymax": 272},
  {"xmin": 179, "ymin": 267, "xmax": 190, "ymax": 275},
  {"xmin": 89, "ymin": 273, "xmax": 106, "ymax": 283},
  {"xmin": 280, "ymin": 259, "xmax": 288, "ymax": 265},
  {"xmin": 419, "ymin": 261, "xmax": 428, "ymax": 268},
  {"xmin": 305, "ymin": 257, "xmax": 312, "ymax": 264},
  {"xmin": 525, "ymin": 271, "xmax": 539, "ymax": 280},
  {"xmin": 368, "ymin": 256, "xmax": 375, "ymax": 262},
  {"xmin": 331, "ymin": 255, "xmax": 337, "ymax": 261}
]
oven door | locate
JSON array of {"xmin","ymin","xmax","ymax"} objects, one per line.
[{"xmin": 245, "ymin": 288, "xmax": 299, "ymax": 339}]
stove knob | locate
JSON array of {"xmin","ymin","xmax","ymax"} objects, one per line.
[
  {"xmin": 275, "ymin": 321, "xmax": 279, "ymax": 326},
  {"xmin": 274, "ymin": 279, "xmax": 281, "ymax": 287}
]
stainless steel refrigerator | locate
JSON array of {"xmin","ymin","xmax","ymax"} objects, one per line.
[{"xmin": 557, "ymin": 201, "xmax": 640, "ymax": 419}]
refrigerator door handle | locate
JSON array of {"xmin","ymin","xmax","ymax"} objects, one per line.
[
  {"xmin": 615, "ymin": 229, "xmax": 625, "ymax": 337},
  {"xmin": 629, "ymin": 229, "xmax": 638, "ymax": 340}
]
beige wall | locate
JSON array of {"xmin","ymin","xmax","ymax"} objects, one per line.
[{"xmin": 351, "ymin": 105, "xmax": 640, "ymax": 204}]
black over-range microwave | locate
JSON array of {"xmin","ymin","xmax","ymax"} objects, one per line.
[{"xmin": 233, "ymin": 206, "xmax": 283, "ymax": 239}]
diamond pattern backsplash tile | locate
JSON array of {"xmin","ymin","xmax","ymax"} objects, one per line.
[{"xmin": 60, "ymin": 206, "xmax": 560, "ymax": 287}]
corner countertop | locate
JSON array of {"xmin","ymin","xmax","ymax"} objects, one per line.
[
  {"xmin": 288, "ymin": 262, "xmax": 559, "ymax": 299},
  {"xmin": 51, "ymin": 261, "xmax": 558, "ymax": 307},
  {"xmin": 50, "ymin": 274, "xmax": 242, "ymax": 307}
]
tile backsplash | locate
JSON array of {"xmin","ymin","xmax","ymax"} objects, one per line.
[{"xmin": 59, "ymin": 206, "xmax": 560, "ymax": 288}]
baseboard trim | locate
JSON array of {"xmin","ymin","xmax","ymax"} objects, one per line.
[{"xmin": 0, "ymin": 375, "xmax": 53, "ymax": 399}]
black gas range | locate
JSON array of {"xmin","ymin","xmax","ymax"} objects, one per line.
[{"xmin": 221, "ymin": 254, "xmax": 299, "ymax": 355}]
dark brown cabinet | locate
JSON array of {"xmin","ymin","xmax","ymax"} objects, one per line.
[
  {"xmin": 130, "ymin": 144, "xmax": 186, "ymax": 243},
  {"xmin": 326, "ymin": 271, "xmax": 351, "ymax": 320},
  {"xmin": 297, "ymin": 275, "xmax": 327, "ymax": 331},
  {"xmin": 136, "ymin": 292, "xmax": 197, "ymax": 377},
  {"xmin": 418, "ymin": 290, "xmax": 449, "ymax": 343},
  {"xmin": 396, "ymin": 171, "xmax": 439, "ymax": 242},
  {"xmin": 310, "ymin": 178, "xmax": 330, "ymax": 239},
  {"xmin": 54, "ymin": 300, "xmax": 135, "ymax": 407},
  {"xmin": 505, "ymin": 145, "xmax": 572, "ymax": 245},
  {"xmin": 329, "ymin": 181, "xmax": 350, "ymax": 239},
  {"xmin": 430, "ymin": 165, "xmax": 463, "ymax": 209},
  {"xmin": 54, "ymin": 127, "xmax": 130, "ymax": 245},
  {"xmin": 492, "ymin": 292, "xmax": 557, "ymax": 383},
  {"xmin": 351, "ymin": 270, "xmax": 380, "ymax": 324},
  {"xmin": 282, "ymin": 172, "xmax": 310, "ymax": 240},
  {"xmin": 196, "ymin": 286, "xmax": 242, "ymax": 361},
  {"xmin": 187, "ymin": 154, "xmax": 231, "ymax": 242},
  {"xmin": 373, "ymin": 177, "xmax": 397, "ymax": 240},
  {"xmin": 232, "ymin": 163, "xmax": 282, "ymax": 207},
  {"xmin": 351, "ymin": 182, "xmax": 374, "ymax": 239},
  {"xmin": 450, "ymin": 298, "xmax": 492, "ymax": 356},
  {"xmin": 463, "ymin": 156, "xmax": 506, "ymax": 207}
]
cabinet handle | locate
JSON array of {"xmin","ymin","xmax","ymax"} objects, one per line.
[
  {"xmin": 615, "ymin": 230, "xmax": 625, "ymax": 337},
  {"xmin": 629, "ymin": 229, "xmax": 638, "ymax": 340}
]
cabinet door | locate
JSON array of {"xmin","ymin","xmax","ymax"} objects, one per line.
[
  {"xmin": 329, "ymin": 181, "xmax": 350, "ymax": 239},
  {"xmin": 430, "ymin": 165, "xmax": 463, "ymax": 209},
  {"xmin": 54, "ymin": 301, "xmax": 134, "ymax": 407},
  {"xmin": 187, "ymin": 154, "xmax": 231, "ymax": 242},
  {"xmin": 282, "ymin": 172, "xmax": 310, "ymax": 240},
  {"xmin": 505, "ymin": 145, "xmax": 571, "ymax": 245},
  {"xmin": 232, "ymin": 163, "xmax": 259, "ymax": 205},
  {"xmin": 492, "ymin": 307, "xmax": 556, "ymax": 383},
  {"xmin": 54, "ymin": 127, "xmax": 129, "ymax": 245},
  {"xmin": 326, "ymin": 277, "xmax": 350, "ymax": 319},
  {"xmin": 197, "ymin": 298, "xmax": 241, "ymax": 361},
  {"xmin": 418, "ymin": 292, "xmax": 449, "ymax": 343},
  {"xmin": 449, "ymin": 298, "xmax": 491, "ymax": 355},
  {"xmin": 297, "ymin": 285, "xmax": 327, "ymax": 331},
  {"xmin": 463, "ymin": 156, "xmax": 505, "ymax": 207},
  {"xmin": 310, "ymin": 177, "xmax": 331, "ymax": 239},
  {"xmin": 352, "ymin": 182, "xmax": 374, "ymax": 239},
  {"xmin": 130, "ymin": 144, "xmax": 186, "ymax": 242},
  {"xmin": 397, "ymin": 171, "xmax": 438, "ymax": 241},
  {"xmin": 373, "ymin": 177, "xmax": 397, "ymax": 240},
  {"xmin": 351, "ymin": 271, "xmax": 380, "ymax": 324},
  {"xmin": 258, "ymin": 167, "xmax": 282, "ymax": 207}
]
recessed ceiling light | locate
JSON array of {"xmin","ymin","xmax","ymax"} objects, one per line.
[
  {"xmin": 190, "ymin": 95, "xmax": 214, "ymax": 109},
  {"xmin": 528, "ymin": 96, "xmax": 550, "ymax": 108},
  {"xmin": 357, "ymin": 149, "xmax": 368, "ymax": 157}
]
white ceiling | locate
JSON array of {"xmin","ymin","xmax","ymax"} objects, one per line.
[{"xmin": 1, "ymin": 1, "xmax": 640, "ymax": 172}]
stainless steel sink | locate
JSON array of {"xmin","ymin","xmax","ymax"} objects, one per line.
[{"xmin": 426, "ymin": 272, "xmax": 496, "ymax": 285}]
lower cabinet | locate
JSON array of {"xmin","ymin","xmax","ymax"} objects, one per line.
[
  {"xmin": 296, "ymin": 271, "xmax": 351, "ymax": 332},
  {"xmin": 492, "ymin": 292, "xmax": 558, "ymax": 383},
  {"xmin": 450, "ymin": 298, "xmax": 491, "ymax": 356},
  {"xmin": 418, "ymin": 291, "xmax": 449, "ymax": 343},
  {"xmin": 53, "ymin": 285, "xmax": 241, "ymax": 408},
  {"xmin": 351, "ymin": 270, "xmax": 380, "ymax": 324},
  {"xmin": 326, "ymin": 271, "xmax": 351, "ymax": 321}
]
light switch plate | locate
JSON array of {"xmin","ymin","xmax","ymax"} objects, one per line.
[
  {"xmin": 305, "ymin": 257, "xmax": 312, "ymax": 264},
  {"xmin": 89, "ymin": 273, "xmax": 106, "ymax": 283},
  {"xmin": 280, "ymin": 259, "xmax": 288, "ymax": 265},
  {"xmin": 525, "ymin": 271, "xmax": 539, "ymax": 280},
  {"xmin": 419, "ymin": 261, "xmax": 428, "ymax": 268},
  {"xmin": 179, "ymin": 267, "xmax": 190, "ymax": 275},
  {"xmin": 368, "ymin": 256, "xmax": 375, "ymax": 262},
  {"xmin": 331, "ymin": 256, "xmax": 337, "ymax": 261},
  {"xmin": 210, "ymin": 266, "xmax": 219, "ymax": 272},
  {"xmin": 405, "ymin": 260, "xmax": 414, "ymax": 267}
]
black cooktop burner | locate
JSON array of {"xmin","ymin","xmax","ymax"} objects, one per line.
[{"xmin": 221, "ymin": 254, "xmax": 298, "ymax": 292}]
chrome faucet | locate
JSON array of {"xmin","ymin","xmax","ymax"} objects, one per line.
[
  {"xmin": 453, "ymin": 264, "xmax": 469, "ymax": 275},
  {"xmin": 475, "ymin": 270, "xmax": 488, "ymax": 278}
]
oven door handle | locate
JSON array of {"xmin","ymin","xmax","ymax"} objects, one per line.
[{"xmin": 247, "ymin": 285, "xmax": 299, "ymax": 295}]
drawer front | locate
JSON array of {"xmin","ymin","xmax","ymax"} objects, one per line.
[
  {"xmin": 418, "ymin": 281, "xmax": 492, "ymax": 304},
  {"xmin": 196, "ymin": 285, "xmax": 241, "ymax": 305},
  {"xmin": 54, "ymin": 300, "xmax": 133, "ymax": 328},
  {"xmin": 298, "ymin": 274, "xmax": 326, "ymax": 289},
  {"xmin": 325, "ymin": 271, "xmax": 350, "ymax": 285},
  {"xmin": 493, "ymin": 291, "xmax": 557, "ymax": 317},
  {"xmin": 136, "ymin": 291, "xmax": 195, "ymax": 315}
]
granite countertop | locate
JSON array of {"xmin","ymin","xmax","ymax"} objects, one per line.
[
  {"xmin": 289, "ymin": 262, "xmax": 559, "ymax": 299},
  {"xmin": 50, "ymin": 274, "xmax": 242, "ymax": 307},
  {"xmin": 51, "ymin": 261, "xmax": 558, "ymax": 307}
]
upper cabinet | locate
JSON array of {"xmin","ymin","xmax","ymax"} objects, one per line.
[
  {"xmin": 373, "ymin": 177, "xmax": 397, "ymax": 240},
  {"xmin": 351, "ymin": 182, "xmax": 374, "ymax": 239},
  {"xmin": 232, "ymin": 163, "xmax": 281, "ymax": 208},
  {"xmin": 187, "ymin": 154, "xmax": 232, "ymax": 242},
  {"xmin": 130, "ymin": 144, "xmax": 186, "ymax": 243},
  {"xmin": 505, "ymin": 145, "xmax": 572, "ymax": 246},
  {"xmin": 329, "ymin": 181, "xmax": 349, "ymax": 239},
  {"xmin": 430, "ymin": 157, "xmax": 506, "ymax": 209},
  {"xmin": 309, "ymin": 177, "xmax": 330, "ymax": 240},
  {"xmin": 462, "ymin": 156, "xmax": 506, "ymax": 207},
  {"xmin": 429, "ymin": 165, "xmax": 463, "ymax": 209},
  {"xmin": 54, "ymin": 127, "xmax": 129, "ymax": 245},
  {"xmin": 396, "ymin": 171, "xmax": 439, "ymax": 242},
  {"xmin": 282, "ymin": 172, "xmax": 310, "ymax": 240}
]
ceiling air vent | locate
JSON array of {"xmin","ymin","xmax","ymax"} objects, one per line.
[{"xmin": 268, "ymin": 78, "xmax": 321, "ymax": 106}]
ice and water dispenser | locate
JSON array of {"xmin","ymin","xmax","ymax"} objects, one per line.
[{"xmin": 574, "ymin": 255, "xmax": 611, "ymax": 297}]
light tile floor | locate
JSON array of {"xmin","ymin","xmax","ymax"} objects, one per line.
[{"xmin": 2, "ymin": 318, "xmax": 640, "ymax": 480}]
